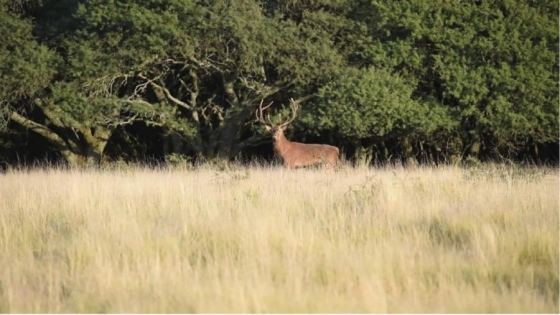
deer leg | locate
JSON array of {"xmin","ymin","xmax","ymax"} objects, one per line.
[
  {"xmin": 284, "ymin": 161, "xmax": 295, "ymax": 169},
  {"xmin": 324, "ymin": 159, "xmax": 337, "ymax": 172}
]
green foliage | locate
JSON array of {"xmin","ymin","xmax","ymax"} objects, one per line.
[
  {"xmin": 354, "ymin": 0, "xmax": 559, "ymax": 157},
  {"xmin": 0, "ymin": 7, "xmax": 58, "ymax": 103},
  {"xmin": 64, "ymin": 0, "xmax": 196, "ymax": 79},
  {"xmin": 308, "ymin": 67, "xmax": 451, "ymax": 139},
  {"xmin": 0, "ymin": 0, "xmax": 558, "ymax": 165}
]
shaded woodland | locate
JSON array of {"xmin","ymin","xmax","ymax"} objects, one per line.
[{"xmin": 1, "ymin": 0, "xmax": 558, "ymax": 167}]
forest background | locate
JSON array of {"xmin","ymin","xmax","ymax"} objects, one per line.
[{"xmin": 1, "ymin": 0, "xmax": 558, "ymax": 168}]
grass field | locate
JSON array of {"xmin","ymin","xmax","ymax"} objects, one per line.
[{"xmin": 0, "ymin": 164, "xmax": 558, "ymax": 313}]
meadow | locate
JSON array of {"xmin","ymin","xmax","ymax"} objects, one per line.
[{"xmin": 0, "ymin": 163, "xmax": 558, "ymax": 313}]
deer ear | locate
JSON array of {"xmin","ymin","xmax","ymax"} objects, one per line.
[{"xmin": 264, "ymin": 125, "xmax": 272, "ymax": 131}]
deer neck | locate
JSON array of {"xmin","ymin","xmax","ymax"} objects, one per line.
[{"xmin": 273, "ymin": 132, "xmax": 292, "ymax": 156}]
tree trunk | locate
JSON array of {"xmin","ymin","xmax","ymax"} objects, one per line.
[
  {"xmin": 77, "ymin": 126, "xmax": 113, "ymax": 168},
  {"xmin": 61, "ymin": 149, "xmax": 102, "ymax": 168},
  {"xmin": 10, "ymin": 111, "xmax": 113, "ymax": 168},
  {"xmin": 206, "ymin": 105, "xmax": 255, "ymax": 160}
]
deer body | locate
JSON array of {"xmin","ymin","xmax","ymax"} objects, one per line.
[
  {"xmin": 273, "ymin": 130, "xmax": 338, "ymax": 168},
  {"xmin": 256, "ymin": 99, "xmax": 339, "ymax": 169}
]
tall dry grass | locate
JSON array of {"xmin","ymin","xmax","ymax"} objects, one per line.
[{"xmin": 0, "ymin": 164, "xmax": 558, "ymax": 313}]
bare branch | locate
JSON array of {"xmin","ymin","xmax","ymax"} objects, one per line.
[{"xmin": 137, "ymin": 74, "xmax": 193, "ymax": 111}]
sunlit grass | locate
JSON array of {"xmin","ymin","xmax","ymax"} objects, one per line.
[{"xmin": 0, "ymin": 164, "xmax": 558, "ymax": 312}]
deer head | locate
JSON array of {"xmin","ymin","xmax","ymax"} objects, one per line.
[{"xmin": 255, "ymin": 98, "xmax": 299, "ymax": 143}]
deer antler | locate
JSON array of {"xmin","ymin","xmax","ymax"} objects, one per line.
[
  {"xmin": 278, "ymin": 98, "xmax": 299, "ymax": 129},
  {"xmin": 256, "ymin": 99, "xmax": 274, "ymax": 128}
]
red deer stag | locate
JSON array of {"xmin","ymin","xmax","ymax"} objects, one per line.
[{"xmin": 256, "ymin": 98, "xmax": 339, "ymax": 169}]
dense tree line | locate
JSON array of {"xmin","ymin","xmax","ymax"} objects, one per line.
[{"xmin": 0, "ymin": 0, "xmax": 558, "ymax": 167}]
